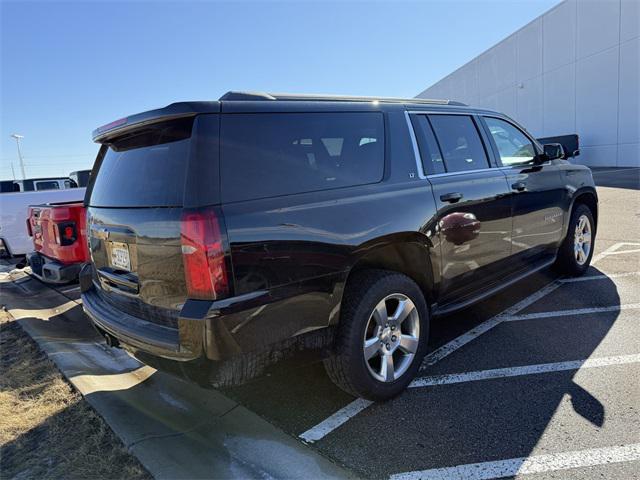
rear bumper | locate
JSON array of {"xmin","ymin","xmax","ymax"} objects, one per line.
[
  {"xmin": 79, "ymin": 263, "xmax": 340, "ymax": 386},
  {"xmin": 80, "ymin": 264, "xmax": 251, "ymax": 367},
  {"xmin": 27, "ymin": 252, "xmax": 82, "ymax": 284},
  {"xmin": 81, "ymin": 283, "xmax": 293, "ymax": 386},
  {"xmin": 82, "ymin": 286, "xmax": 184, "ymax": 356}
]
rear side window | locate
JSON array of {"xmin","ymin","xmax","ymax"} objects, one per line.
[
  {"xmin": 410, "ymin": 115, "xmax": 446, "ymax": 175},
  {"xmin": 89, "ymin": 118, "xmax": 193, "ymax": 207},
  {"xmin": 428, "ymin": 115, "xmax": 489, "ymax": 173},
  {"xmin": 221, "ymin": 113, "xmax": 384, "ymax": 202},
  {"xmin": 0, "ymin": 181, "xmax": 14, "ymax": 193}
]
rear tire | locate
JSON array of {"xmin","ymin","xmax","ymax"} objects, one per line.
[
  {"xmin": 555, "ymin": 203, "xmax": 595, "ymax": 276},
  {"xmin": 324, "ymin": 269, "xmax": 429, "ymax": 401}
]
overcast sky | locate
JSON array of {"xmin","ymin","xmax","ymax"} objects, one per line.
[{"xmin": 1, "ymin": 0, "xmax": 558, "ymax": 180}]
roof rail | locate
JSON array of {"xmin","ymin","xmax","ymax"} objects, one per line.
[
  {"xmin": 219, "ymin": 91, "xmax": 277, "ymax": 101},
  {"xmin": 219, "ymin": 91, "xmax": 467, "ymax": 106}
]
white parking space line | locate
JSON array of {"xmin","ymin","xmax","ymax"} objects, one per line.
[
  {"xmin": 602, "ymin": 249, "xmax": 640, "ymax": 256},
  {"xmin": 421, "ymin": 280, "xmax": 563, "ymax": 368},
  {"xmin": 505, "ymin": 303, "xmax": 640, "ymax": 322},
  {"xmin": 60, "ymin": 286, "xmax": 81, "ymax": 294},
  {"xmin": 589, "ymin": 242, "xmax": 625, "ymax": 264},
  {"xmin": 389, "ymin": 443, "xmax": 640, "ymax": 480},
  {"xmin": 409, "ymin": 354, "xmax": 640, "ymax": 388},
  {"xmin": 298, "ymin": 242, "xmax": 624, "ymax": 442},
  {"xmin": 299, "ymin": 398, "xmax": 373, "ymax": 443},
  {"xmin": 559, "ymin": 271, "xmax": 640, "ymax": 283}
]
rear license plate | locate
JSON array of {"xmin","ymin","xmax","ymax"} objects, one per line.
[{"xmin": 109, "ymin": 241, "xmax": 131, "ymax": 271}]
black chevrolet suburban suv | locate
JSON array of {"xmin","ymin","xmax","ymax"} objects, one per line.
[{"xmin": 81, "ymin": 91, "xmax": 597, "ymax": 400}]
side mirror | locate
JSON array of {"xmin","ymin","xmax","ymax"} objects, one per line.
[{"xmin": 543, "ymin": 143, "xmax": 565, "ymax": 161}]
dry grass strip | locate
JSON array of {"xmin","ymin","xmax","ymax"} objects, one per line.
[{"xmin": 1, "ymin": 309, "xmax": 151, "ymax": 479}]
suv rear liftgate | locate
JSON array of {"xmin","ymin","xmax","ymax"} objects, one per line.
[{"xmin": 82, "ymin": 108, "xmax": 244, "ymax": 384}]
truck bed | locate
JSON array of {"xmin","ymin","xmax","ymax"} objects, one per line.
[{"xmin": 0, "ymin": 188, "xmax": 86, "ymax": 257}]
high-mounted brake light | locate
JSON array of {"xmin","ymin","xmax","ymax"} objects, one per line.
[
  {"xmin": 96, "ymin": 117, "xmax": 127, "ymax": 134},
  {"xmin": 180, "ymin": 207, "xmax": 229, "ymax": 301}
]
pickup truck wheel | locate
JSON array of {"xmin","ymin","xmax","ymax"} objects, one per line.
[
  {"xmin": 324, "ymin": 270, "xmax": 429, "ymax": 401},
  {"xmin": 555, "ymin": 204, "xmax": 595, "ymax": 276}
]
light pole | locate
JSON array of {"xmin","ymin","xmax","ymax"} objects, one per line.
[{"xmin": 10, "ymin": 134, "xmax": 26, "ymax": 180}]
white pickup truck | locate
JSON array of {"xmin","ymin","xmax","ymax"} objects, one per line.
[{"xmin": 0, "ymin": 188, "xmax": 86, "ymax": 257}]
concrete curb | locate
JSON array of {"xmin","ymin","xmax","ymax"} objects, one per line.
[{"xmin": 1, "ymin": 268, "xmax": 355, "ymax": 479}]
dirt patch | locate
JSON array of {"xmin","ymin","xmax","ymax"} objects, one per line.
[{"xmin": 0, "ymin": 310, "xmax": 151, "ymax": 479}]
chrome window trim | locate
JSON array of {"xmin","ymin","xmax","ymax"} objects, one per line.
[
  {"xmin": 407, "ymin": 110, "xmax": 503, "ymax": 179},
  {"xmin": 404, "ymin": 111, "xmax": 427, "ymax": 179},
  {"xmin": 498, "ymin": 161, "xmax": 551, "ymax": 170},
  {"xmin": 407, "ymin": 110, "xmax": 474, "ymax": 116},
  {"xmin": 425, "ymin": 168, "xmax": 497, "ymax": 179}
]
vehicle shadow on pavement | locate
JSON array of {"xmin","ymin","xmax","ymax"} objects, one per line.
[
  {"xmin": 568, "ymin": 380, "xmax": 605, "ymax": 427},
  {"xmin": 222, "ymin": 266, "xmax": 625, "ymax": 448},
  {"xmin": 315, "ymin": 267, "xmax": 631, "ymax": 477}
]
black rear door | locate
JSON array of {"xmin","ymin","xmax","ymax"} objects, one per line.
[{"xmin": 410, "ymin": 113, "xmax": 513, "ymax": 304}]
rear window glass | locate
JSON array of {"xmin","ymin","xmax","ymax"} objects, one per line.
[
  {"xmin": 410, "ymin": 115, "xmax": 446, "ymax": 175},
  {"xmin": 428, "ymin": 115, "xmax": 489, "ymax": 173},
  {"xmin": 0, "ymin": 181, "xmax": 15, "ymax": 193},
  {"xmin": 221, "ymin": 113, "xmax": 384, "ymax": 202},
  {"xmin": 35, "ymin": 181, "xmax": 60, "ymax": 191},
  {"xmin": 89, "ymin": 119, "xmax": 193, "ymax": 207}
]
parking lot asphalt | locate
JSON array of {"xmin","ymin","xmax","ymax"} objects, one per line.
[{"xmin": 2, "ymin": 167, "xmax": 639, "ymax": 479}]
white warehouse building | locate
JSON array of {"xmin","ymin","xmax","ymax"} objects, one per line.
[{"xmin": 417, "ymin": 0, "xmax": 639, "ymax": 167}]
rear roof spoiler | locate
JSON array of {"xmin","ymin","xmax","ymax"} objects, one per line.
[{"xmin": 92, "ymin": 101, "xmax": 220, "ymax": 143}]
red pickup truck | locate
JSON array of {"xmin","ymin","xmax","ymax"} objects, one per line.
[{"xmin": 26, "ymin": 202, "xmax": 89, "ymax": 283}]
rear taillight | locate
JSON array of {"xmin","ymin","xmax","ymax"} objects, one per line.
[
  {"xmin": 57, "ymin": 222, "xmax": 77, "ymax": 246},
  {"xmin": 26, "ymin": 207, "xmax": 36, "ymax": 236},
  {"xmin": 180, "ymin": 207, "xmax": 229, "ymax": 301}
]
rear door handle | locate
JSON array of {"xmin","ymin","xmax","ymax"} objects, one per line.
[
  {"xmin": 511, "ymin": 182, "xmax": 526, "ymax": 192},
  {"xmin": 440, "ymin": 192, "xmax": 463, "ymax": 203}
]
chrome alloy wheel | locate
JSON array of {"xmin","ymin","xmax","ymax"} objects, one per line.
[
  {"xmin": 363, "ymin": 293, "xmax": 420, "ymax": 383},
  {"xmin": 574, "ymin": 214, "xmax": 592, "ymax": 265}
]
